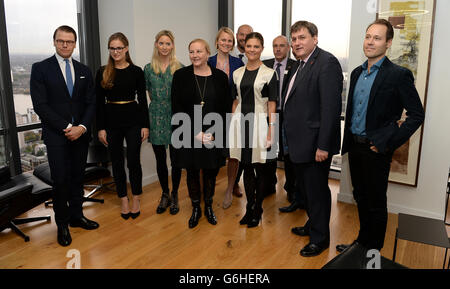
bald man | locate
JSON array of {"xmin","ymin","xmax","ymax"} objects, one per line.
[
  {"xmin": 262, "ymin": 36, "xmax": 298, "ymax": 203},
  {"xmin": 230, "ymin": 24, "xmax": 253, "ymax": 64}
]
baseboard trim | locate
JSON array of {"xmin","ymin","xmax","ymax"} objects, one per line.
[{"xmin": 337, "ymin": 192, "xmax": 443, "ymax": 220}]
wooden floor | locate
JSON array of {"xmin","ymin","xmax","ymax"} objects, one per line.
[{"xmin": 0, "ymin": 167, "xmax": 448, "ymax": 269}]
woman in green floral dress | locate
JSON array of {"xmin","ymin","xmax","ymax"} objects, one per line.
[{"xmin": 144, "ymin": 30, "xmax": 183, "ymax": 215}]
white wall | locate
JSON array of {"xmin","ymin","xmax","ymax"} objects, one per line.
[
  {"xmin": 338, "ymin": 0, "xmax": 450, "ymax": 220},
  {"xmin": 98, "ymin": 0, "xmax": 218, "ymax": 186}
]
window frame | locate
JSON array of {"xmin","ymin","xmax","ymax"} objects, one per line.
[{"xmin": 0, "ymin": 0, "xmax": 100, "ymax": 175}]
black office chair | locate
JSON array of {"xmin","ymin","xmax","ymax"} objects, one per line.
[
  {"xmin": 0, "ymin": 166, "xmax": 52, "ymax": 242},
  {"xmin": 35, "ymin": 144, "xmax": 114, "ymax": 207},
  {"xmin": 83, "ymin": 144, "xmax": 115, "ymax": 200}
]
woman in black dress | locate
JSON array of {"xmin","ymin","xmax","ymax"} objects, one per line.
[
  {"xmin": 171, "ymin": 39, "xmax": 230, "ymax": 228},
  {"xmin": 229, "ymin": 32, "xmax": 278, "ymax": 228},
  {"xmin": 96, "ymin": 32, "xmax": 149, "ymax": 220}
]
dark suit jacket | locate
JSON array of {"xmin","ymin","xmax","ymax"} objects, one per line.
[
  {"xmin": 208, "ymin": 54, "xmax": 244, "ymax": 85},
  {"xmin": 30, "ymin": 55, "xmax": 96, "ymax": 146},
  {"xmin": 263, "ymin": 57, "xmax": 296, "ymax": 102},
  {"xmin": 282, "ymin": 47, "xmax": 343, "ymax": 163},
  {"xmin": 342, "ymin": 57, "xmax": 425, "ymax": 154}
]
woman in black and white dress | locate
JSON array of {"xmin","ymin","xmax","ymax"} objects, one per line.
[{"xmin": 229, "ymin": 32, "xmax": 278, "ymax": 228}]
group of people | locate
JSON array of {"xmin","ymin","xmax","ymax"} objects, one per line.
[{"xmin": 30, "ymin": 18, "xmax": 424, "ymax": 259}]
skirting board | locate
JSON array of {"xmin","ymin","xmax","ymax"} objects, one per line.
[{"xmin": 337, "ymin": 192, "xmax": 443, "ymax": 220}]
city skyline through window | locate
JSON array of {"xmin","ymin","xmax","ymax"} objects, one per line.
[{"xmin": 4, "ymin": 0, "xmax": 79, "ymax": 172}]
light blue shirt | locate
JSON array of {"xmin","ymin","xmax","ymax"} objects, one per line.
[{"xmin": 350, "ymin": 56, "xmax": 386, "ymax": 136}]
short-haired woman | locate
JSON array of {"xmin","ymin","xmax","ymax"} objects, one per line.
[
  {"xmin": 171, "ymin": 39, "xmax": 230, "ymax": 228},
  {"xmin": 208, "ymin": 27, "xmax": 245, "ymax": 210}
]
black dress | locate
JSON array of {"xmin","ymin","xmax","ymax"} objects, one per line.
[{"xmin": 171, "ymin": 65, "xmax": 230, "ymax": 170}]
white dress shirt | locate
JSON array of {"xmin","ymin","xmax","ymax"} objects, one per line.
[
  {"xmin": 54, "ymin": 53, "xmax": 86, "ymax": 132},
  {"xmin": 55, "ymin": 53, "xmax": 75, "ymax": 86},
  {"xmin": 272, "ymin": 57, "xmax": 288, "ymax": 108},
  {"xmin": 230, "ymin": 46, "xmax": 248, "ymax": 64}
]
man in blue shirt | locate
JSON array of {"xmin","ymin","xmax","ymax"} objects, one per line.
[{"xmin": 337, "ymin": 19, "xmax": 424, "ymax": 253}]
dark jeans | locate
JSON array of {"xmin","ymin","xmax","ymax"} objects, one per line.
[
  {"xmin": 348, "ymin": 142, "xmax": 393, "ymax": 250},
  {"xmin": 186, "ymin": 168, "xmax": 220, "ymax": 205},
  {"xmin": 107, "ymin": 126, "xmax": 143, "ymax": 198},
  {"xmin": 47, "ymin": 139, "xmax": 89, "ymax": 226},
  {"xmin": 152, "ymin": 144, "xmax": 181, "ymax": 194},
  {"xmin": 293, "ymin": 158, "xmax": 332, "ymax": 245}
]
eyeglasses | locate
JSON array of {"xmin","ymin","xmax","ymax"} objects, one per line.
[
  {"xmin": 55, "ymin": 39, "xmax": 76, "ymax": 46},
  {"xmin": 108, "ymin": 47, "xmax": 126, "ymax": 52}
]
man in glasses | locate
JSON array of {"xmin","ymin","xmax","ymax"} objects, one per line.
[{"xmin": 30, "ymin": 25, "xmax": 98, "ymax": 247}]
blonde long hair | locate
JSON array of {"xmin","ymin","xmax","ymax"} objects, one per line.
[
  {"xmin": 101, "ymin": 32, "xmax": 133, "ymax": 89},
  {"xmin": 151, "ymin": 30, "xmax": 182, "ymax": 75}
]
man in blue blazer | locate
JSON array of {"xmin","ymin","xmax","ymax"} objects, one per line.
[
  {"xmin": 30, "ymin": 25, "xmax": 98, "ymax": 247},
  {"xmin": 336, "ymin": 19, "xmax": 424, "ymax": 253},
  {"xmin": 282, "ymin": 21, "xmax": 343, "ymax": 257}
]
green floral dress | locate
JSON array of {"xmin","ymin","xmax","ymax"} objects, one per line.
[{"xmin": 144, "ymin": 63, "xmax": 182, "ymax": 146}]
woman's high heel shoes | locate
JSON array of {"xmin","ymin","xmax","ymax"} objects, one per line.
[
  {"xmin": 121, "ymin": 212, "xmax": 131, "ymax": 220},
  {"xmin": 247, "ymin": 208, "xmax": 263, "ymax": 228},
  {"xmin": 129, "ymin": 211, "xmax": 139, "ymax": 219}
]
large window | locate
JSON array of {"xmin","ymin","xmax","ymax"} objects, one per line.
[
  {"xmin": 231, "ymin": 0, "xmax": 352, "ymax": 172},
  {"xmin": 3, "ymin": 0, "xmax": 78, "ymax": 172},
  {"xmin": 234, "ymin": 0, "xmax": 283, "ymax": 59}
]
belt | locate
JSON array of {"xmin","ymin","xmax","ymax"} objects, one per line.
[
  {"xmin": 106, "ymin": 100, "xmax": 135, "ymax": 104},
  {"xmin": 352, "ymin": 134, "xmax": 370, "ymax": 144}
]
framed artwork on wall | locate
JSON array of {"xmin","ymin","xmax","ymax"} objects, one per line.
[{"xmin": 377, "ymin": 0, "xmax": 435, "ymax": 186}]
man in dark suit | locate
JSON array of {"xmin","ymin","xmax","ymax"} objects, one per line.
[
  {"xmin": 263, "ymin": 36, "xmax": 297, "ymax": 201},
  {"xmin": 30, "ymin": 25, "xmax": 98, "ymax": 247},
  {"xmin": 283, "ymin": 21, "xmax": 343, "ymax": 257},
  {"xmin": 336, "ymin": 19, "xmax": 424, "ymax": 253}
]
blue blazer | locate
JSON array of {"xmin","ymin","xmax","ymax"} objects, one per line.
[
  {"xmin": 30, "ymin": 55, "xmax": 96, "ymax": 146},
  {"xmin": 208, "ymin": 54, "xmax": 244, "ymax": 85}
]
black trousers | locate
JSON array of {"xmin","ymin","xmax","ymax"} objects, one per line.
[
  {"xmin": 152, "ymin": 144, "xmax": 181, "ymax": 194},
  {"xmin": 293, "ymin": 158, "xmax": 332, "ymax": 245},
  {"xmin": 283, "ymin": 154, "xmax": 306, "ymax": 206},
  {"xmin": 348, "ymin": 142, "xmax": 393, "ymax": 250},
  {"xmin": 242, "ymin": 162, "xmax": 271, "ymax": 211},
  {"xmin": 47, "ymin": 139, "xmax": 89, "ymax": 226},
  {"xmin": 186, "ymin": 168, "xmax": 220, "ymax": 205},
  {"xmin": 107, "ymin": 126, "xmax": 143, "ymax": 198}
]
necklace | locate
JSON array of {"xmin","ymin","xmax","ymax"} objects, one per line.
[{"xmin": 194, "ymin": 74, "xmax": 207, "ymax": 107}]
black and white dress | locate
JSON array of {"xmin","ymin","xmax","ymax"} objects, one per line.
[{"xmin": 229, "ymin": 64, "xmax": 278, "ymax": 164}]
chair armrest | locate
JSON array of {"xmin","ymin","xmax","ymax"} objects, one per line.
[{"xmin": 0, "ymin": 182, "xmax": 34, "ymax": 203}]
